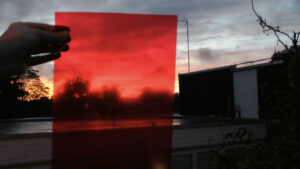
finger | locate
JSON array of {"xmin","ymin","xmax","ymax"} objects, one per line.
[
  {"xmin": 53, "ymin": 25, "xmax": 70, "ymax": 32},
  {"xmin": 32, "ymin": 43, "xmax": 69, "ymax": 54},
  {"xmin": 34, "ymin": 29, "xmax": 71, "ymax": 46},
  {"xmin": 47, "ymin": 44, "xmax": 69, "ymax": 52},
  {"xmin": 27, "ymin": 53, "xmax": 61, "ymax": 66},
  {"xmin": 57, "ymin": 31, "xmax": 71, "ymax": 43},
  {"xmin": 25, "ymin": 22, "xmax": 70, "ymax": 32},
  {"xmin": 43, "ymin": 44, "xmax": 69, "ymax": 53},
  {"xmin": 60, "ymin": 44, "xmax": 69, "ymax": 52}
]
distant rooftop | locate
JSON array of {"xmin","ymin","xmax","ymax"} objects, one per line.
[{"xmin": 179, "ymin": 58, "xmax": 282, "ymax": 77}]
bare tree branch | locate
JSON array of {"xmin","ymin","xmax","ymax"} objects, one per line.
[{"xmin": 251, "ymin": 0, "xmax": 300, "ymax": 52}]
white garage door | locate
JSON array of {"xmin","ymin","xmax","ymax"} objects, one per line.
[{"xmin": 233, "ymin": 69, "xmax": 259, "ymax": 119}]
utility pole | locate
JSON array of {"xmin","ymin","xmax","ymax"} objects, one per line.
[{"xmin": 181, "ymin": 18, "xmax": 190, "ymax": 72}]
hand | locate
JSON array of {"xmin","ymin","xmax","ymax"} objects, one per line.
[{"xmin": 0, "ymin": 22, "xmax": 71, "ymax": 79}]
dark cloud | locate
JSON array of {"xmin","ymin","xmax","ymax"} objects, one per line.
[
  {"xmin": 1, "ymin": 0, "xmax": 298, "ymax": 42},
  {"xmin": 1, "ymin": 0, "xmax": 299, "ymax": 85},
  {"xmin": 194, "ymin": 48, "xmax": 220, "ymax": 63},
  {"xmin": 179, "ymin": 47, "xmax": 274, "ymax": 71},
  {"xmin": 149, "ymin": 66, "xmax": 167, "ymax": 77}
]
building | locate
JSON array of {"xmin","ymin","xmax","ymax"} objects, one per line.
[
  {"xmin": 1, "ymin": 60, "xmax": 281, "ymax": 169},
  {"xmin": 179, "ymin": 59, "xmax": 283, "ymax": 119}
]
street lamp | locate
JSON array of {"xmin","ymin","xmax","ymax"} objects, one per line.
[{"xmin": 180, "ymin": 18, "xmax": 190, "ymax": 72}]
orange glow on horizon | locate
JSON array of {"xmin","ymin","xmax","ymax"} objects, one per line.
[
  {"xmin": 40, "ymin": 77, "xmax": 177, "ymax": 98},
  {"xmin": 41, "ymin": 77, "xmax": 53, "ymax": 98}
]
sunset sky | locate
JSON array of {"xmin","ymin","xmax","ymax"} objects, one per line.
[
  {"xmin": 0, "ymin": 0, "xmax": 299, "ymax": 96},
  {"xmin": 54, "ymin": 13, "xmax": 177, "ymax": 97}
]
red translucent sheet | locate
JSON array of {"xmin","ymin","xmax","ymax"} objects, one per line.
[{"xmin": 53, "ymin": 13, "xmax": 177, "ymax": 169}]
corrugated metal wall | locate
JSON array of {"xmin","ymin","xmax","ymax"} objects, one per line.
[{"xmin": 233, "ymin": 69, "xmax": 259, "ymax": 119}]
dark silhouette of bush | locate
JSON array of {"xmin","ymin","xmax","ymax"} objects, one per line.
[{"xmin": 53, "ymin": 77, "xmax": 174, "ymax": 118}]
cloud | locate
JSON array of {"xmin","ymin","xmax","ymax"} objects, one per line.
[
  {"xmin": 194, "ymin": 48, "xmax": 220, "ymax": 63},
  {"xmin": 175, "ymin": 46, "xmax": 276, "ymax": 74},
  {"xmin": 196, "ymin": 35, "xmax": 222, "ymax": 42},
  {"xmin": 54, "ymin": 13, "xmax": 177, "ymax": 97},
  {"xmin": 1, "ymin": 0, "xmax": 299, "ymax": 95}
]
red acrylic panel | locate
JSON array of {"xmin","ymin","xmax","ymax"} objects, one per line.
[{"xmin": 53, "ymin": 13, "xmax": 177, "ymax": 169}]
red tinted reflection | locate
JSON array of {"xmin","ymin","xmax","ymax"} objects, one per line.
[{"xmin": 53, "ymin": 13, "xmax": 177, "ymax": 169}]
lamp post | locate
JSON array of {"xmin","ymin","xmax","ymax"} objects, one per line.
[{"xmin": 181, "ymin": 18, "xmax": 190, "ymax": 72}]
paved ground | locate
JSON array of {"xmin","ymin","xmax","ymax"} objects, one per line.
[{"xmin": 0, "ymin": 116, "xmax": 263, "ymax": 135}]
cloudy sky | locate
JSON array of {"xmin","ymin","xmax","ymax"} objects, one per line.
[{"xmin": 1, "ymin": 0, "xmax": 299, "ymax": 94}]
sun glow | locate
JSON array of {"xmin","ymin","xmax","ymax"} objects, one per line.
[{"xmin": 40, "ymin": 77, "xmax": 53, "ymax": 98}]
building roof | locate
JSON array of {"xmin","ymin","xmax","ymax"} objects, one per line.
[{"xmin": 179, "ymin": 58, "xmax": 283, "ymax": 76}]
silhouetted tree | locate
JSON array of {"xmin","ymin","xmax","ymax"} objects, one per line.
[
  {"xmin": 137, "ymin": 88, "xmax": 174, "ymax": 115},
  {"xmin": 18, "ymin": 68, "xmax": 50, "ymax": 101},
  {"xmin": 54, "ymin": 77, "xmax": 174, "ymax": 118},
  {"xmin": 210, "ymin": 1, "xmax": 300, "ymax": 169},
  {"xmin": 251, "ymin": 0, "xmax": 299, "ymax": 52},
  {"xmin": 54, "ymin": 77, "xmax": 90, "ymax": 116},
  {"xmin": 0, "ymin": 74, "xmax": 27, "ymax": 118},
  {"xmin": 251, "ymin": 0, "xmax": 300, "ymax": 128},
  {"xmin": 0, "ymin": 68, "xmax": 52, "ymax": 118}
]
